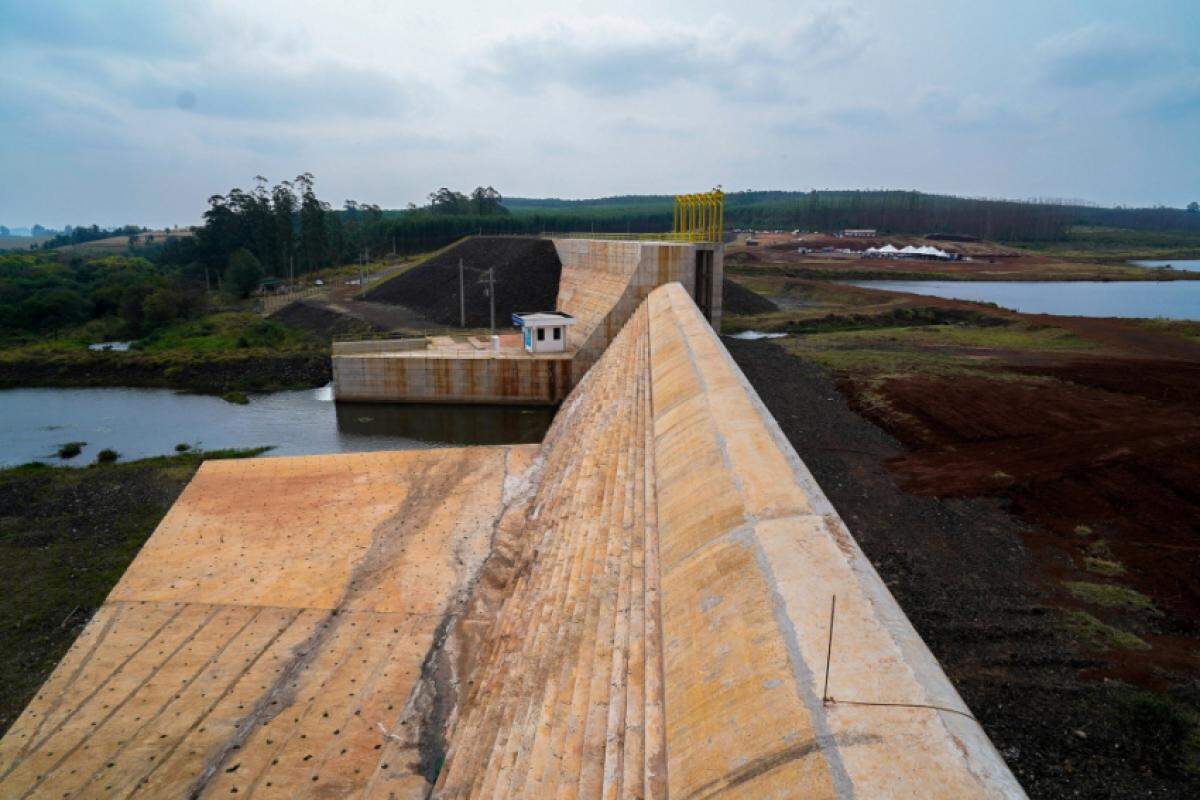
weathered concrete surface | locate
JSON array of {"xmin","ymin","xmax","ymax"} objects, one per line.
[
  {"xmin": 433, "ymin": 283, "xmax": 1022, "ymax": 798},
  {"xmin": 334, "ymin": 348, "xmax": 574, "ymax": 404},
  {"xmin": 1, "ymin": 282, "xmax": 1022, "ymax": 799},
  {"xmin": 0, "ymin": 447, "xmax": 539, "ymax": 799}
]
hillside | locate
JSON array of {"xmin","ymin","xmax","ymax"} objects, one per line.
[{"xmin": 362, "ymin": 236, "xmax": 562, "ymax": 327}]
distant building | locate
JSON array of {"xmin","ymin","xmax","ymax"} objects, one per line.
[{"xmin": 841, "ymin": 229, "xmax": 877, "ymax": 237}]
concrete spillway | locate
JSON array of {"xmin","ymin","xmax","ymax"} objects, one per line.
[{"xmin": 0, "ymin": 283, "xmax": 1023, "ymax": 798}]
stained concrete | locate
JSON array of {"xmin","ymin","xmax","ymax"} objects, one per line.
[{"xmin": 0, "ymin": 282, "xmax": 1023, "ymax": 799}]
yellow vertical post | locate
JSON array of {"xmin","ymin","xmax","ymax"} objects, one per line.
[{"xmin": 717, "ymin": 189, "xmax": 725, "ymax": 242}]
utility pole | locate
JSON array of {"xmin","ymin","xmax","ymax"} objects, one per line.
[
  {"xmin": 459, "ymin": 258, "xmax": 466, "ymax": 327},
  {"xmin": 488, "ymin": 266, "xmax": 496, "ymax": 337}
]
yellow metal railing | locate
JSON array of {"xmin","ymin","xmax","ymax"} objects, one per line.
[{"xmin": 673, "ymin": 188, "xmax": 724, "ymax": 243}]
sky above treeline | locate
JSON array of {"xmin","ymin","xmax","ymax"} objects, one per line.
[{"xmin": 1, "ymin": 0, "xmax": 1197, "ymax": 229}]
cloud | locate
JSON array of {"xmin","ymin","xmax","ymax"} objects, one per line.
[
  {"xmin": 482, "ymin": 10, "xmax": 866, "ymax": 99},
  {"xmin": 830, "ymin": 106, "xmax": 888, "ymax": 128},
  {"xmin": 1139, "ymin": 81, "xmax": 1200, "ymax": 121},
  {"xmin": 0, "ymin": 0, "xmax": 203, "ymax": 56},
  {"xmin": 1037, "ymin": 23, "xmax": 1173, "ymax": 88},
  {"xmin": 121, "ymin": 62, "xmax": 413, "ymax": 120}
]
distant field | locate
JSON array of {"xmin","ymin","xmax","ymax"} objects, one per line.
[
  {"xmin": 0, "ymin": 236, "xmax": 52, "ymax": 250},
  {"xmin": 58, "ymin": 229, "xmax": 193, "ymax": 254}
]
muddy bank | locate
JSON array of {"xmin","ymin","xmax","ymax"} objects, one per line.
[
  {"xmin": 0, "ymin": 351, "xmax": 330, "ymax": 393},
  {"xmin": 727, "ymin": 338, "xmax": 1199, "ymax": 798}
]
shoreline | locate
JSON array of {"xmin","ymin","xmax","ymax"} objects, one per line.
[{"xmin": 0, "ymin": 350, "xmax": 330, "ymax": 394}]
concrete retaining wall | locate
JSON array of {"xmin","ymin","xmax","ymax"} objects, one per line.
[
  {"xmin": 333, "ymin": 354, "xmax": 573, "ymax": 404},
  {"xmin": 553, "ymin": 238, "xmax": 723, "ymax": 385},
  {"xmin": 332, "ymin": 338, "xmax": 428, "ymax": 355}
]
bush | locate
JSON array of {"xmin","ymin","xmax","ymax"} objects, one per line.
[
  {"xmin": 57, "ymin": 441, "xmax": 86, "ymax": 459},
  {"xmin": 174, "ymin": 442, "xmax": 191, "ymax": 452},
  {"xmin": 225, "ymin": 248, "xmax": 264, "ymax": 298},
  {"xmin": 221, "ymin": 390, "xmax": 249, "ymax": 405},
  {"xmin": 95, "ymin": 448, "xmax": 119, "ymax": 464}
]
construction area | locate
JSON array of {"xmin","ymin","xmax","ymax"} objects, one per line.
[{"xmin": 0, "ymin": 194, "xmax": 1027, "ymax": 798}]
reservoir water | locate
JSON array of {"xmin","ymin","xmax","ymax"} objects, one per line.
[
  {"xmin": 0, "ymin": 385, "xmax": 555, "ymax": 468},
  {"xmin": 847, "ymin": 280, "xmax": 1200, "ymax": 320}
]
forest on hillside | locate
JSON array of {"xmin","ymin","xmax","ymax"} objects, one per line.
[{"xmin": 14, "ymin": 182, "xmax": 1200, "ymax": 288}]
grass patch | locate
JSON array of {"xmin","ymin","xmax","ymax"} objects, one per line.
[
  {"xmin": 1084, "ymin": 556, "xmax": 1127, "ymax": 577},
  {"xmin": 1066, "ymin": 581, "xmax": 1162, "ymax": 615},
  {"xmin": 1061, "ymin": 610, "xmax": 1150, "ymax": 651},
  {"xmin": 1112, "ymin": 689, "xmax": 1200, "ymax": 774},
  {"xmin": 134, "ymin": 312, "xmax": 316, "ymax": 354},
  {"xmin": 1132, "ymin": 318, "xmax": 1200, "ymax": 343}
]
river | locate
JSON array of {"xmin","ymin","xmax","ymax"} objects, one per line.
[
  {"xmin": 0, "ymin": 385, "xmax": 555, "ymax": 468},
  {"xmin": 847, "ymin": 280, "xmax": 1200, "ymax": 320}
]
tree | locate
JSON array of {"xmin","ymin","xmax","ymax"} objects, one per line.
[
  {"xmin": 141, "ymin": 287, "xmax": 183, "ymax": 329},
  {"xmin": 225, "ymin": 248, "xmax": 264, "ymax": 298},
  {"xmin": 296, "ymin": 173, "xmax": 329, "ymax": 272},
  {"xmin": 428, "ymin": 187, "xmax": 471, "ymax": 215},
  {"xmin": 1188, "ymin": 201, "xmax": 1199, "ymax": 213},
  {"xmin": 272, "ymin": 180, "xmax": 297, "ymax": 277},
  {"xmin": 469, "ymin": 186, "xmax": 508, "ymax": 216}
]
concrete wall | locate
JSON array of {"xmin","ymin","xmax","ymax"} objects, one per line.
[
  {"xmin": 646, "ymin": 284, "xmax": 1021, "ymax": 798},
  {"xmin": 552, "ymin": 238, "xmax": 723, "ymax": 385},
  {"xmin": 333, "ymin": 353, "xmax": 573, "ymax": 404},
  {"xmin": 332, "ymin": 337, "xmax": 427, "ymax": 355}
]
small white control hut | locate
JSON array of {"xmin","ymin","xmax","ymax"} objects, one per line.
[{"xmin": 512, "ymin": 311, "xmax": 576, "ymax": 354}]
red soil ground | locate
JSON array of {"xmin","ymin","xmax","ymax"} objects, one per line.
[{"xmin": 842, "ymin": 328, "xmax": 1200, "ymax": 688}]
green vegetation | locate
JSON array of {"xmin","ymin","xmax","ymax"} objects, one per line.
[
  {"xmin": 506, "ymin": 190, "xmax": 1200, "ymax": 243},
  {"xmin": 777, "ymin": 320, "xmax": 1094, "ymax": 375},
  {"xmin": 1084, "ymin": 556, "xmax": 1127, "ymax": 577},
  {"xmin": 134, "ymin": 313, "xmax": 312, "ymax": 354},
  {"xmin": 0, "ymin": 448, "xmax": 271, "ymax": 733},
  {"xmin": 222, "ymin": 390, "xmax": 249, "ymax": 405},
  {"xmin": 1017, "ymin": 227, "xmax": 1200, "ymax": 260},
  {"xmin": 225, "ymin": 247, "xmax": 264, "ymax": 298},
  {"xmin": 1065, "ymin": 581, "xmax": 1162, "ymax": 615},
  {"xmin": 1111, "ymin": 690, "xmax": 1200, "ymax": 774},
  {"xmin": 0, "ymin": 252, "xmax": 206, "ymax": 338},
  {"xmin": 56, "ymin": 441, "xmax": 85, "ymax": 459},
  {"xmin": 1061, "ymin": 610, "xmax": 1150, "ymax": 651},
  {"xmin": 95, "ymin": 448, "xmax": 119, "ymax": 464}
]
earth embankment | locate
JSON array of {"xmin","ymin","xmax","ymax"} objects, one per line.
[{"xmin": 363, "ymin": 236, "xmax": 562, "ymax": 327}]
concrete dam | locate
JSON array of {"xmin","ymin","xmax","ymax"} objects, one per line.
[{"xmin": 0, "ymin": 234, "xmax": 1025, "ymax": 796}]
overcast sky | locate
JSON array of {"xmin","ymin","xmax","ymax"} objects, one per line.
[{"xmin": 1, "ymin": 0, "xmax": 1197, "ymax": 228}]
